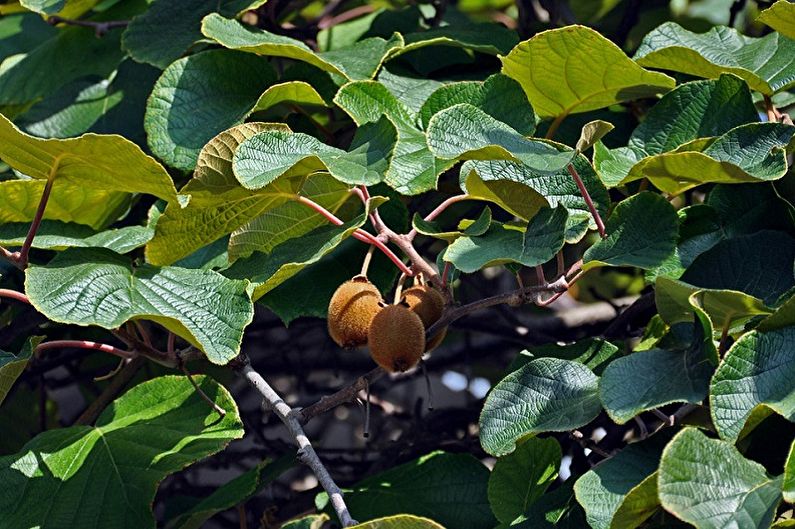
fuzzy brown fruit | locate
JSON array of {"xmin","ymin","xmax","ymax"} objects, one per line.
[
  {"xmin": 327, "ymin": 276, "xmax": 383, "ymax": 348},
  {"xmin": 402, "ymin": 285, "xmax": 447, "ymax": 352},
  {"xmin": 368, "ymin": 303, "xmax": 426, "ymax": 373}
]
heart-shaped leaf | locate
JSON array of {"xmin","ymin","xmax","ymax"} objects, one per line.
[
  {"xmin": 479, "ymin": 358, "xmax": 601, "ymax": 456},
  {"xmin": 0, "ymin": 336, "xmax": 43, "ymax": 406},
  {"xmin": 710, "ymin": 326, "xmax": 795, "ymax": 442},
  {"xmin": 501, "ymin": 25, "xmax": 675, "ymax": 119},
  {"xmin": 658, "ymin": 428, "xmax": 783, "ymax": 528},
  {"xmin": 0, "ymin": 375, "xmax": 243, "ymax": 529},
  {"xmin": 26, "ymin": 248, "xmax": 254, "ymax": 365}
]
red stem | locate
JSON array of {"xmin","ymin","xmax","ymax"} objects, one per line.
[
  {"xmin": 295, "ymin": 196, "xmax": 412, "ymax": 276},
  {"xmin": 36, "ymin": 340, "xmax": 135, "ymax": 360},
  {"xmin": 0, "ymin": 289, "xmax": 30, "ymax": 304},
  {"xmin": 17, "ymin": 178, "xmax": 54, "ymax": 268},
  {"xmin": 407, "ymin": 194, "xmax": 470, "ymax": 240},
  {"xmin": 567, "ymin": 163, "xmax": 606, "ymax": 238}
]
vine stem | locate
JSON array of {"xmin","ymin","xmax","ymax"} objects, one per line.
[
  {"xmin": 545, "ymin": 113, "xmax": 568, "ymax": 140},
  {"xmin": 36, "ymin": 340, "xmax": 135, "ymax": 360},
  {"xmin": 295, "ymin": 196, "xmax": 412, "ymax": 276},
  {"xmin": 406, "ymin": 194, "xmax": 471, "ymax": 240},
  {"xmin": 237, "ymin": 361, "xmax": 358, "ymax": 527},
  {"xmin": 0, "ymin": 289, "xmax": 30, "ymax": 304},
  {"xmin": 9, "ymin": 178, "xmax": 54, "ymax": 269},
  {"xmin": 567, "ymin": 163, "xmax": 606, "ymax": 238}
]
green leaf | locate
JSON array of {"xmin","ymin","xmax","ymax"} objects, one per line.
[
  {"xmin": 167, "ymin": 456, "xmax": 294, "ymax": 529},
  {"xmin": 25, "ymin": 248, "xmax": 254, "ymax": 365},
  {"xmin": 509, "ymin": 339, "xmax": 621, "ymax": 376},
  {"xmin": 0, "ymin": 375, "xmax": 243, "ymax": 529},
  {"xmin": 655, "ymin": 277, "xmax": 772, "ymax": 333},
  {"xmin": 460, "ymin": 152, "xmax": 610, "ymax": 243},
  {"xmin": 233, "ymin": 119, "xmax": 396, "ymax": 189},
  {"xmin": 785, "ymin": 440, "xmax": 795, "ymax": 504},
  {"xmin": 418, "ymin": 74, "xmax": 535, "ymax": 135},
  {"xmin": 479, "ymin": 358, "xmax": 601, "ymax": 456},
  {"xmin": 411, "ymin": 207, "xmax": 491, "ymax": 242},
  {"xmin": 344, "ymin": 452, "xmax": 495, "ymax": 529},
  {"xmin": 426, "ymin": 104, "xmax": 576, "ymax": 172},
  {"xmin": 574, "ymin": 435, "xmax": 669, "ymax": 529},
  {"xmin": 251, "ymin": 81, "xmax": 329, "ymax": 114},
  {"xmin": 144, "ymin": 49, "xmax": 276, "ymax": 171},
  {"xmin": 680, "ymin": 230, "xmax": 795, "ymax": 306},
  {"xmin": 614, "ymin": 123, "xmax": 795, "ymax": 194},
  {"xmin": 501, "ymin": 25, "xmax": 675, "ymax": 119},
  {"xmin": 0, "ymin": 26, "xmax": 123, "ymax": 110},
  {"xmin": 758, "ymin": 1, "xmax": 795, "ymax": 40},
  {"xmin": 377, "ymin": 68, "xmax": 443, "ymax": 115},
  {"xmin": 349, "ymin": 515, "xmax": 446, "ymax": 529},
  {"xmin": 201, "ymin": 14, "xmax": 402, "ymax": 81},
  {"xmin": 628, "ymin": 74, "xmax": 758, "ymax": 156},
  {"xmin": 488, "ymin": 437, "xmax": 561, "ymax": 524},
  {"xmin": 334, "ymin": 80, "xmax": 453, "ymax": 195},
  {"xmin": 0, "ymin": 113, "xmax": 178, "ymax": 202},
  {"xmin": 19, "ymin": 0, "xmax": 98, "ymax": 17},
  {"xmin": 0, "ymin": 336, "xmax": 43, "ymax": 406},
  {"xmin": 634, "ymin": 22, "xmax": 795, "ymax": 95},
  {"xmin": 575, "ymin": 120, "xmax": 614, "ymax": 153},
  {"xmin": 122, "ymin": 0, "xmax": 253, "ymax": 70},
  {"xmin": 0, "ymin": 179, "xmax": 129, "ymax": 230},
  {"xmin": 228, "ymin": 174, "xmax": 354, "ymax": 261},
  {"xmin": 599, "ymin": 321, "xmax": 714, "ymax": 424},
  {"xmin": 17, "ymin": 59, "xmax": 161, "ymax": 146},
  {"xmin": 584, "ymin": 192, "xmax": 678, "ymax": 270},
  {"xmin": 658, "ymin": 428, "xmax": 783, "ymax": 528},
  {"xmin": 710, "ymin": 326, "xmax": 795, "ymax": 442},
  {"xmin": 145, "ymin": 122, "xmax": 299, "ymax": 266},
  {"xmin": 0, "ymin": 221, "xmax": 153, "ymax": 253},
  {"xmin": 515, "ymin": 481, "xmax": 587, "ymax": 528},
  {"xmin": 223, "ymin": 200, "xmax": 383, "ymax": 300},
  {"xmin": 444, "ymin": 206, "xmax": 567, "ymax": 273}
]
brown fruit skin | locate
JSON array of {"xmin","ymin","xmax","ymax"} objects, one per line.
[
  {"xmin": 327, "ymin": 277, "xmax": 383, "ymax": 348},
  {"xmin": 368, "ymin": 304, "xmax": 426, "ymax": 373},
  {"xmin": 402, "ymin": 285, "xmax": 447, "ymax": 352}
]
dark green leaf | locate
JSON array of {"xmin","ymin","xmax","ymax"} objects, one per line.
[
  {"xmin": 0, "ymin": 375, "xmax": 243, "ymax": 529},
  {"xmin": 480, "ymin": 358, "xmax": 601, "ymax": 456}
]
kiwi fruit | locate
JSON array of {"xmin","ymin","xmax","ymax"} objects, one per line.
[
  {"xmin": 327, "ymin": 276, "xmax": 383, "ymax": 348},
  {"xmin": 368, "ymin": 303, "xmax": 426, "ymax": 373},
  {"xmin": 402, "ymin": 285, "xmax": 447, "ymax": 352}
]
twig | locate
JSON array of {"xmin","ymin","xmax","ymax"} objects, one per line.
[
  {"xmin": 47, "ymin": 15, "xmax": 129, "ymax": 37},
  {"xmin": 36, "ymin": 340, "xmax": 135, "ymax": 361},
  {"xmin": 301, "ymin": 367, "xmax": 385, "ymax": 424},
  {"xmin": 567, "ymin": 163, "xmax": 606, "ymax": 238},
  {"xmin": 182, "ymin": 365, "xmax": 226, "ymax": 420},
  {"xmin": 317, "ymin": 5, "xmax": 375, "ymax": 30},
  {"xmin": 0, "ymin": 245, "xmax": 18, "ymax": 263},
  {"xmin": 0, "ymin": 289, "xmax": 30, "ymax": 304},
  {"xmin": 75, "ymin": 356, "xmax": 145, "ymax": 425},
  {"xmin": 570, "ymin": 430, "xmax": 611, "ymax": 459},
  {"xmin": 15, "ymin": 178, "xmax": 54, "ymax": 269},
  {"xmin": 237, "ymin": 361, "xmax": 358, "ymax": 527}
]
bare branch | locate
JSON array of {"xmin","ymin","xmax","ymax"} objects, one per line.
[
  {"xmin": 300, "ymin": 367, "xmax": 385, "ymax": 424},
  {"xmin": 237, "ymin": 361, "xmax": 358, "ymax": 527}
]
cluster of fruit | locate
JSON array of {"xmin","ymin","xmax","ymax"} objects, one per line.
[{"xmin": 327, "ymin": 276, "xmax": 447, "ymax": 373}]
